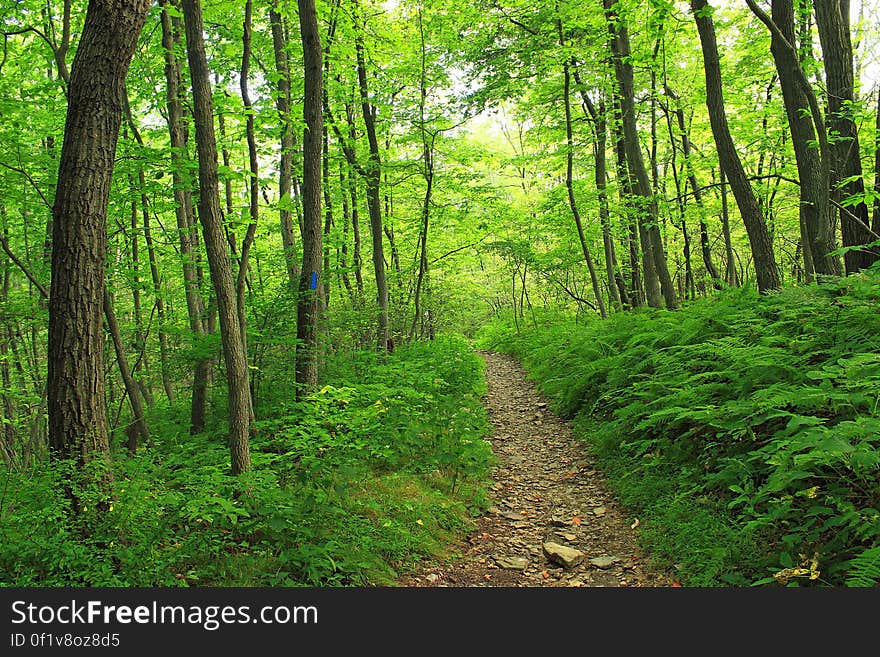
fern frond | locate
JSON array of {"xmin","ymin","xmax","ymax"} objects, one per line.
[{"xmin": 845, "ymin": 546, "xmax": 880, "ymax": 587}]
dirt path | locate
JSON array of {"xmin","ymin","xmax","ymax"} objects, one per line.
[{"xmin": 399, "ymin": 351, "xmax": 675, "ymax": 587}]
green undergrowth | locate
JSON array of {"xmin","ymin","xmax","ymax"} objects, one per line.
[
  {"xmin": 0, "ymin": 334, "xmax": 493, "ymax": 587},
  {"xmin": 476, "ymin": 271, "xmax": 880, "ymax": 587}
]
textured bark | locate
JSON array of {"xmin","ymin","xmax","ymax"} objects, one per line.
[
  {"xmin": 692, "ymin": 0, "xmax": 781, "ymax": 292},
  {"xmin": 814, "ymin": 0, "xmax": 878, "ymax": 272},
  {"xmin": 182, "ymin": 0, "xmax": 251, "ymax": 474},
  {"xmin": 47, "ymin": 0, "xmax": 151, "ymax": 482},
  {"xmin": 748, "ymin": 0, "xmax": 841, "ymax": 277},
  {"xmin": 295, "ymin": 0, "xmax": 324, "ymax": 395},
  {"xmin": 160, "ymin": 0, "xmax": 209, "ymax": 433},
  {"xmin": 604, "ymin": 0, "xmax": 678, "ymax": 310}
]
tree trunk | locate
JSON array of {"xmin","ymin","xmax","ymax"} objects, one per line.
[
  {"xmin": 612, "ymin": 100, "xmax": 644, "ymax": 307},
  {"xmin": 182, "ymin": 0, "xmax": 251, "ymax": 474},
  {"xmin": 238, "ymin": 0, "xmax": 259, "ymax": 421},
  {"xmin": 562, "ymin": 56, "xmax": 607, "ymax": 319},
  {"xmin": 47, "ymin": 0, "xmax": 151, "ymax": 498},
  {"xmin": 604, "ymin": 0, "xmax": 678, "ymax": 310},
  {"xmin": 270, "ymin": 2, "xmax": 301, "ymax": 290},
  {"xmin": 353, "ymin": 6, "xmax": 390, "ymax": 351},
  {"xmin": 295, "ymin": 0, "xmax": 324, "ymax": 395},
  {"xmin": 747, "ymin": 0, "xmax": 841, "ymax": 278},
  {"xmin": 691, "ymin": 0, "xmax": 781, "ymax": 292},
  {"xmin": 576, "ymin": 80, "xmax": 625, "ymax": 311},
  {"xmin": 814, "ymin": 0, "xmax": 879, "ymax": 272},
  {"xmin": 411, "ymin": 8, "xmax": 436, "ymax": 338},
  {"xmin": 664, "ymin": 84, "xmax": 722, "ymax": 287},
  {"xmin": 123, "ymin": 91, "xmax": 175, "ymax": 405},
  {"xmin": 874, "ymin": 89, "xmax": 880, "ymax": 239},
  {"xmin": 159, "ymin": 0, "xmax": 210, "ymax": 433},
  {"xmin": 718, "ymin": 167, "xmax": 740, "ymax": 287},
  {"xmin": 103, "ymin": 288, "xmax": 149, "ymax": 454}
]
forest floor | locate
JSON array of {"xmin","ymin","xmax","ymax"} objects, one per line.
[{"xmin": 398, "ymin": 350, "xmax": 677, "ymax": 587}]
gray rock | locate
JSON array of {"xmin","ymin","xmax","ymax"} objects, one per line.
[
  {"xmin": 542, "ymin": 542, "xmax": 586, "ymax": 569},
  {"xmin": 589, "ymin": 555, "xmax": 620, "ymax": 569},
  {"xmin": 495, "ymin": 556, "xmax": 530, "ymax": 570}
]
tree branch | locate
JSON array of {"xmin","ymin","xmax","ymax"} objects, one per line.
[{"xmin": 0, "ymin": 234, "xmax": 49, "ymax": 299}]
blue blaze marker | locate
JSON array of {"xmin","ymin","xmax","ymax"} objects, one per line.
[{"xmin": 309, "ymin": 271, "xmax": 318, "ymax": 290}]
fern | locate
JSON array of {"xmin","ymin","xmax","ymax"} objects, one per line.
[{"xmin": 846, "ymin": 546, "xmax": 880, "ymax": 587}]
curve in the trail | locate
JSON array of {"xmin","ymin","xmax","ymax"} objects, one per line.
[{"xmin": 399, "ymin": 350, "xmax": 675, "ymax": 587}]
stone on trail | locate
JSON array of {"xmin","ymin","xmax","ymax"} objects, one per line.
[
  {"xmin": 495, "ymin": 556, "xmax": 530, "ymax": 570},
  {"xmin": 542, "ymin": 541, "xmax": 586, "ymax": 569},
  {"xmin": 589, "ymin": 555, "xmax": 621, "ymax": 569}
]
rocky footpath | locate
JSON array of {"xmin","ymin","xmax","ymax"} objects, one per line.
[{"xmin": 398, "ymin": 351, "xmax": 675, "ymax": 587}]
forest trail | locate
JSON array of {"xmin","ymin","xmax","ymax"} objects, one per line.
[{"xmin": 399, "ymin": 351, "xmax": 676, "ymax": 587}]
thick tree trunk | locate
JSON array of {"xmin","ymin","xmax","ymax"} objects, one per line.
[
  {"xmin": 295, "ymin": 0, "xmax": 324, "ymax": 395},
  {"xmin": 814, "ymin": 0, "xmax": 878, "ymax": 272},
  {"xmin": 747, "ymin": 0, "xmax": 841, "ymax": 278},
  {"xmin": 47, "ymin": 0, "xmax": 151, "ymax": 492},
  {"xmin": 182, "ymin": 0, "xmax": 251, "ymax": 474},
  {"xmin": 691, "ymin": 0, "xmax": 781, "ymax": 292}
]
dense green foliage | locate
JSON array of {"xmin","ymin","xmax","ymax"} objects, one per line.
[
  {"xmin": 0, "ymin": 335, "xmax": 493, "ymax": 586},
  {"xmin": 2, "ymin": 0, "xmax": 879, "ymax": 590},
  {"xmin": 477, "ymin": 270, "xmax": 880, "ymax": 586}
]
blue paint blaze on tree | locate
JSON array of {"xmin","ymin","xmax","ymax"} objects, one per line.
[{"xmin": 309, "ymin": 271, "xmax": 318, "ymax": 290}]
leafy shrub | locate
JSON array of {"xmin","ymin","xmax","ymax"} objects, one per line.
[{"xmin": 0, "ymin": 334, "xmax": 493, "ymax": 587}]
